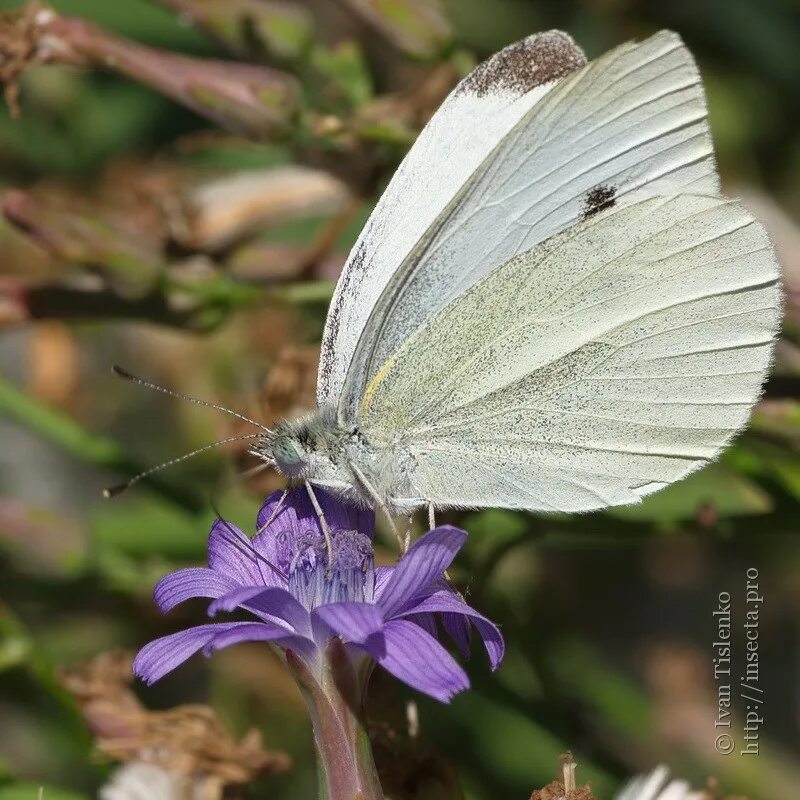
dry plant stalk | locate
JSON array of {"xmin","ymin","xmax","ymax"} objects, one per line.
[
  {"xmin": 0, "ymin": 2, "xmax": 299, "ymax": 137},
  {"xmin": 0, "ymin": 0, "xmax": 41, "ymax": 115},
  {"xmin": 530, "ymin": 753, "xmax": 595, "ymax": 800}
]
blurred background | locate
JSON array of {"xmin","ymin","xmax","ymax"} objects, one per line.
[{"xmin": 0, "ymin": 1, "xmax": 799, "ymax": 798}]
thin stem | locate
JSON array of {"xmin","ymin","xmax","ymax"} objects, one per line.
[{"xmin": 286, "ymin": 643, "xmax": 384, "ymax": 800}]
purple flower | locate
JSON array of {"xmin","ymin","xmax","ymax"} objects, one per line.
[{"xmin": 134, "ymin": 488, "xmax": 504, "ymax": 702}]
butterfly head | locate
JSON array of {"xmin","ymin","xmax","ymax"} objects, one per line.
[
  {"xmin": 260, "ymin": 409, "xmax": 345, "ymax": 481},
  {"xmin": 268, "ymin": 422, "xmax": 310, "ymax": 478}
]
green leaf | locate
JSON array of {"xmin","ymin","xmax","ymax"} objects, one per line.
[
  {"xmin": 549, "ymin": 640, "xmax": 654, "ymax": 734},
  {"xmin": 250, "ymin": 2, "xmax": 315, "ymax": 62},
  {"xmin": 0, "ymin": 608, "xmax": 88, "ymax": 743},
  {"xmin": 460, "ymin": 508, "xmax": 528, "ymax": 561},
  {"xmin": 373, "ymin": 0, "xmax": 451, "ymax": 57},
  {"xmin": 0, "ymin": 623, "xmax": 31, "ymax": 674},
  {"xmin": 422, "ymin": 690, "xmax": 616, "ymax": 799},
  {"xmin": 310, "ymin": 41, "xmax": 373, "ymax": 111},
  {"xmin": 175, "ymin": 141, "xmax": 291, "ymax": 171},
  {"xmin": 90, "ymin": 497, "xmax": 209, "ymax": 561},
  {"xmin": 0, "ymin": 374, "xmax": 202, "ymax": 512},
  {"xmin": 44, "ymin": 0, "xmax": 212, "ymax": 50},
  {"xmin": 733, "ymin": 438, "xmax": 800, "ymax": 502}
]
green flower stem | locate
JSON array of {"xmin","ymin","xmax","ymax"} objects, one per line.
[{"xmin": 286, "ymin": 641, "xmax": 384, "ymax": 800}]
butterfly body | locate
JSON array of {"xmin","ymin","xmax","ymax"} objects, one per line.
[{"xmin": 261, "ymin": 409, "xmax": 422, "ymax": 514}]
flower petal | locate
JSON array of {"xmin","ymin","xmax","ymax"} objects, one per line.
[
  {"xmin": 360, "ymin": 619, "xmax": 469, "ymax": 703},
  {"xmin": 396, "ymin": 590, "xmax": 504, "ymax": 669},
  {"xmin": 153, "ymin": 567, "xmax": 237, "ymax": 613},
  {"xmin": 441, "ymin": 612, "xmax": 472, "ymax": 660},
  {"xmin": 134, "ymin": 623, "xmax": 246, "ymax": 684},
  {"xmin": 134, "ymin": 619, "xmax": 316, "ymax": 685},
  {"xmin": 251, "ymin": 489, "xmax": 288, "ymax": 567},
  {"xmin": 203, "ymin": 621, "xmax": 316, "ymax": 660},
  {"xmin": 377, "ymin": 526, "xmax": 467, "ymax": 617},
  {"xmin": 313, "ymin": 602, "xmax": 384, "ymax": 644},
  {"xmin": 208, "ymin": 519, "xmax": 264, "ymax": 585},
  {"xmin": 373, "ymin": 566, "xmax": 393, "ymax": 597},
  {"xmin": 407, "ymin": 613, "xmax": 438, "ymax": 639},
  {"xmin": 254, "ymin": 487, "xmax": 375, "ymax": 572},
  {"xmin": 259, "ymin": 486, "xmax": 374, "ymax": 537},
  {"xmin": 208, "ymin": 586, "xmax": 311, "ymax": 636}
]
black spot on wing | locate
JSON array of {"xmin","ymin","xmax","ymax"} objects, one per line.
[
  {"xmin": 583, "ymin": 185, "xmax": 617, "ymax": 219},
  {"xmin": 458, "ymin": 30, "xmax": 586, "ymax": 99}
]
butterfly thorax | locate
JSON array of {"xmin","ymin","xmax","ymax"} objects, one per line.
[{"xmin": 257, "ymin": 406, "xmax": 419, "ymax": 512}]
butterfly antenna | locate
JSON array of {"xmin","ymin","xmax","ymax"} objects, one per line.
[
  {"xmin": 103, "ymin": 433, "xmax": 264, "ymax": 498},
  {"xmin": 111, "ymin": 364, "xmax": 272, "ymax": 432}
]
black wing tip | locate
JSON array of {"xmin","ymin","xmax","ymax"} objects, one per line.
[
  {"xmin": 457, "ymin": 30, "xmax": 587, "ymax": 98},
  {"xmin": 102, "ymin": 484, "xmax": 128, "ymax": 499}
]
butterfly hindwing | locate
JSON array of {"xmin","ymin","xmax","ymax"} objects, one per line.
[{"xmin": 358, "ymin": 195, "xmax": 779, "ymax": 512}]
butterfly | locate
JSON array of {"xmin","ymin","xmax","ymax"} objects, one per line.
[
  {"xmin": 258, "ymin": 29, "xmax": 781, "ymax": 525},
  {"xmin": 113, "ymin": 30, "xmax": 781, "ymax": 532}
]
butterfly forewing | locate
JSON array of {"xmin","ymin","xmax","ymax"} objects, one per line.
[
  {"xmin": 317, "ymin": 31, "xmax": 587, "ymax": 407},
  {"xmin": 336, "ymin": 30, "xmax": 719, "ymax": 424}
]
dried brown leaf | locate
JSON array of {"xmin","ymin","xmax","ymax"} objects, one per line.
[{"xmin": 60, "ymin": 652, "xmax": 291, "ymax": 787}]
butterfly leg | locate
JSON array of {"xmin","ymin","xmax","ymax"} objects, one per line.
[
  {"xmin": 255, "ymin": 487, "xmax": 289, "ymax": 535},
  {"xmin": 347, "ymin": 460, "xmax": 406, "ymax": 553},
  {"xmin": 304, "ymin": 481, "xmax": 334, "ymax": 573},
  {"xmin": 403, "ymin": 516, "xmax": 413, "ymax": 553}
]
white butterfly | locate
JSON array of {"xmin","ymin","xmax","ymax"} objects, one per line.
[{"xmin": 259, "ymin": 29, "xmax": 781, "ymax": 523}]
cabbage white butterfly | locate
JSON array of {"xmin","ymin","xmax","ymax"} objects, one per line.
[
  {"xmin": 112, "ymin": 30, "xmax": 781, "ymax": 528},
  {"xmin": 261, "ymin": 29, "xmax": 781, "ymax": 522}
]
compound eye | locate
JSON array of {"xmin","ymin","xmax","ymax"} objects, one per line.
[{"xmin": 272, "ymin": 436, "xmax": 306, "ymax": 476}]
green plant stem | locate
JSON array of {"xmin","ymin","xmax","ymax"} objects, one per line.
[{"xmin": 286, "ymin": 642, "xmax": 384, "ymax": 800}]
